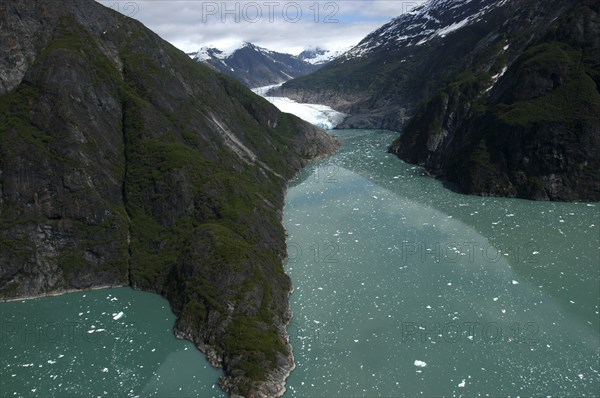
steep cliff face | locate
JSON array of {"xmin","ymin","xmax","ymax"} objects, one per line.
[
  {"xmin": 390, "ymin": 0, "xmax": 600, "ymax": 201},
  {"xmin": 0, "ymin": 0, "xmax": 338, "ymax": 396},
  {"xmin": 281, "ymin": 0, "xmax": 600, "ymax": 201}
]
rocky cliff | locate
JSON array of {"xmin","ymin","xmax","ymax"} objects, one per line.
[
  {"xmin": 281, "ymin": 0, "xmax": 600, "ymax": 201},
  {"xmin": 0, "ymin": 0, "xmax": 338, "ymax": 396}
]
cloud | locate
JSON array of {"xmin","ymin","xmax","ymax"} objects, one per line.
[{"xmin": 96, "ymin": 0, "xmax": 426, "ymax": 54}]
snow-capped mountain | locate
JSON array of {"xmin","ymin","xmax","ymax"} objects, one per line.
[
  {"xmin": 298, "ymin": 46, "xmax": 352, "ymax": 65},
  {"xmin": 346, "ymin": 0, "xmax": 507, "ymax": 58},
  {"xmin": 189, "ymin": 42, "xmax": 320, "ymax": 88}
]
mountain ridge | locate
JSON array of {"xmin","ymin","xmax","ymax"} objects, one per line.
[{"xmin": 189, "ymin": 42, "xmax": 321, "ymax": 88}]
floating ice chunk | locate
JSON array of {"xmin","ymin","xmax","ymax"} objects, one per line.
[
  {"xmin": 112, "ymin": 312, "xmax": 124, "ymax": 320},
  {"xmin": 458, "ymin": 379, "xmax": 466, "ymax": 387},
  {"xmin": 493, "ymin": 297, "xmax": 499, "ymax": 301},
  {"xmin": 101, "ymin": 368, "xmax": 108, "ymax": 373},
  {"xmin": 414, "ymin": 360, "xmax": 427, "ymax": 367},
  {"xmin": 47, "ymin": 360, "xmax": 56, "ymax": 364},
  {"xmin": 511, "ymin": 280, "xmax": 519, "ymax": 285}
]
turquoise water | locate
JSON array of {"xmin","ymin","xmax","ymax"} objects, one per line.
[
  {"xmin": 0, "ymin": 288, "xmax": 225, "ymax": 397},
  {"xmin": 1, "ymin": 129, "xmax": 598, "ymax": 397},
  {"xmin": 282, "ymin": 129, "xmax": 599, "ymax": 397}
]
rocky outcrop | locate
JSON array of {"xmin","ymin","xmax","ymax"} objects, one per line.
[
  {"xmin": 0, "ymin": 0, "xmax": 338, "ymax": 396},
  {"xmin": 391, "ymin": 0, "xmax": 600, "ymax": 201}
]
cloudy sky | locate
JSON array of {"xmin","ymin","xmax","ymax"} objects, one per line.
[{"xmin": 96, "ymin": 0, "xmax": 426, "ymax": 54}]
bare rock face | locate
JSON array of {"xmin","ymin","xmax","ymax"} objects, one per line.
[
  {"xmin": 391, "ymin": 0, "xmax": 600, "ymax": 201},
  {"xmin": 0, "ymin": 0, "xmax": 339, "ymax": 396}
]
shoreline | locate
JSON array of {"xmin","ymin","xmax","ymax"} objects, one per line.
[
  {"xmin": 0, "ymin": 284, "xmax": 127, "ymax": 303},
  {"xmin": 272, "ymin": 130, "xmax": 340, "ymax": 396},
  {"xmin": 0, "ymin": 129, "xmax": 341, "ymax": 397}
]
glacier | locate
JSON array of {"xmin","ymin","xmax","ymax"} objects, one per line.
[{"xmin": 252, "ymin": 85, "xmax": 346, "ymax": 130}]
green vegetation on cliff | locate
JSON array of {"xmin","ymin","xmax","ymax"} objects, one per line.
[
  {"xmin": 393, "ymin": 1, "xmax": 600, "ymax": 201},
  {"xmin": 0, "ymin": 1, "xmax": 338, "ymax": 396}
]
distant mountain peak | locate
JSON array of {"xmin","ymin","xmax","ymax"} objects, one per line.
[
  {"xmin": 298, "ymin": 46, "xmax": 353, "ymax": 65},
  {"xmin": 189, "ymin": 42, "xmax": 321, "ymax": 88},
  {"xmin": 190, "ymin": 40, "xmax": 248, "ymax": 61}
]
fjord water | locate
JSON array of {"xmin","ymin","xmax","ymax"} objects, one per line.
[
  {"xmin": 283, "ymin": 129, "xmax": 599, "ymax": 397},
  {"xmin": 0, "ymin": 288, "xmax": 225, "ymax": 397},
  {"xmin": 1, "ymin": 130, "xmax": 597, "ymax": 398}
]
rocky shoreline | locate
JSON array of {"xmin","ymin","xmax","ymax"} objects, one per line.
[
  {"xmin": 0, "ymin": 1, "xmax": 340, "ymax": 395},
  {"xmin": 0, "ymin": 280, "xmax": 296, "ymax": 398}
]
